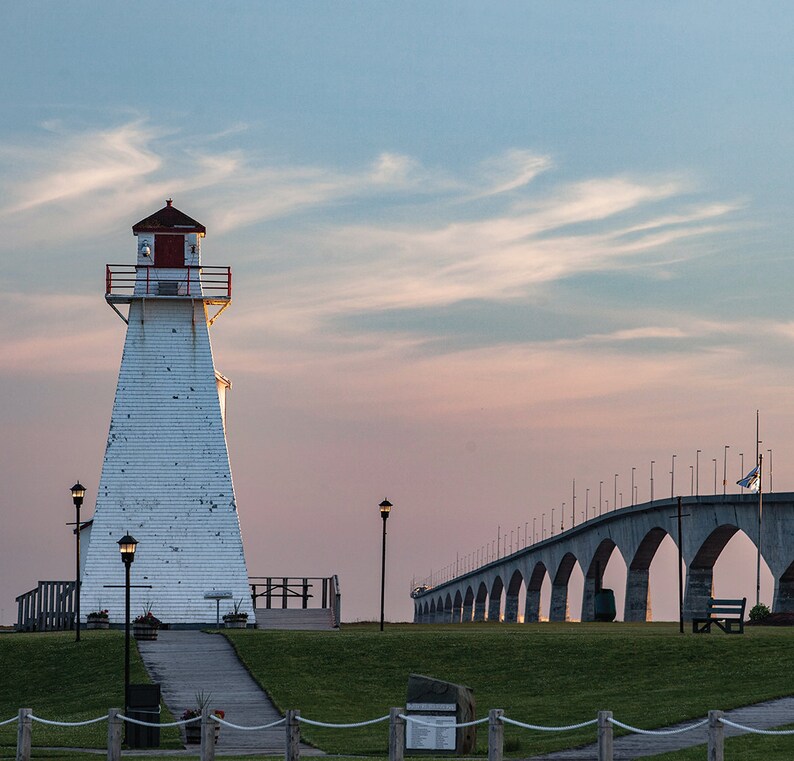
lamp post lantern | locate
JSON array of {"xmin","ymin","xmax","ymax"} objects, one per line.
[
  {"xmin": 118, "ymin": 533, "xmax": 138, "ymax": 723},
  {"xmin": 70, "ymin": 482, "xmax": 86, "ymax": 642},
  {"xmin": 378, "ymin": 499, "xmax": 392, "ymax": 632}
]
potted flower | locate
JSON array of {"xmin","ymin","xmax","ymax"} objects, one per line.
[
  {"xmin": 133, "ymin": 604, "xmax": 162, "ymax": 641},
  {"xmin": 182, "ymin": 692, "xmax": 223, "ymax": 744},
  {"xmin": 222, "ymin": 598, "xmax": 249, "ymax": 629},
  {"xmin": 86, "ymin": 609, "xmax": 110, "ymax": 630}
]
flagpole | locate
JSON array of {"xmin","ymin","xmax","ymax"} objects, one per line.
[{"xmin": 756, "ymin": 452, "xmax": 763, "ymax": 608}]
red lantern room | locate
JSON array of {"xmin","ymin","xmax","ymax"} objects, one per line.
[{"xmin": 105, "ymin": 199, "xmax": 231, "ymax": 322}]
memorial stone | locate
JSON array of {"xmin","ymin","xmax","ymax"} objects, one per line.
[{"xmin": 406, "ymin": 673, "xmax": 476, "ymax": 754}]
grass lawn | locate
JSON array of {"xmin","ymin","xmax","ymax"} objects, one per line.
[
  {"xmin": 0, "ymin": 631, "xmax": 181, "ymax": 750},
  {"xmin": 2, "ymin": 624, "xmax": 794, "ymax": 758},
  {"xmin": 224, "ymin": 622, "xmax": 794, "ymax": 757}
]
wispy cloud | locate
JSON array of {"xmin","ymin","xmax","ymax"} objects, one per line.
[{"xmin": 0, "ymin": 117, "xmax": 745, "ymax": 387}]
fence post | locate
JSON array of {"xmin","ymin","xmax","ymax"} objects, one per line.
[
  {"xmin": 708, "ymin": 710, "xmax": 724, "ymax": 761},
  {"xmin": 598, "ymin": 711, "xmax": 613, "ymax": 761},
  {"xmin": 107, "ymin": 708, "xmax": 122, "ymax": 761},
  {"xmin": 201, "ymin": 706, "xmax": 215, "ymax": 761},
  {"xmin": 389, "ymin": 707, "xmax": 405, "ymax": 761},
  {"xmin": 16, "ymin": 708, "xmax": 31, "ymax": 761},
  {"xmin": 286, "ymin": 709, "xmax": 301, "ymax": 761},
  {"xmin": 488, "ymin": 708, "xmax": 504, "ymax": 761}
]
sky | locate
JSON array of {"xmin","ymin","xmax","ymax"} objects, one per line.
[{"xmin": 1, "ymin": 2, "xmax": 793, "ymax": 625}]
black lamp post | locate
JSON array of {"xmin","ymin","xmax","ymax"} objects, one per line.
[
  {"xmin": 378, "ymin": 499, "xmax": 392, "ymax": 632},
  {"xmin": 70, "ymin": 482, "xmax": 86, "ymax": 642},
  {"xmin": 118, "ymin": 533, "xmax": 138, "ymax": 720}
]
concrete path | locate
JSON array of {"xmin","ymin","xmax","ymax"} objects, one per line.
[
  {"xmin": 136, "ymin": 630, "xmax": 322, "ymax": 755},
  {"xmin": 526, "ymin": 695, "xmax": 794, "ymax": 760}
]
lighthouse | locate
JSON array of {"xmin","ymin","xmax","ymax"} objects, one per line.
[{"xmin": 79, "ymin": 200, "xmax": 253, "ymax": 625}]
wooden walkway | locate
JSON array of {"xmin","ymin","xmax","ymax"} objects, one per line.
[
  {"xmin": 137, "ymin": 630, "xmax": 322, "ymax": 755},
  {"xmin": 527, "ymin": 695, "xmax": 794, "ymax": 759}
]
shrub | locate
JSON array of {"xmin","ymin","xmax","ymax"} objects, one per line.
[{"xmin": 749, "ymin": 603, "xmax": 771, "ymax": 622}]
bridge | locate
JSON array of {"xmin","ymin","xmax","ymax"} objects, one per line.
[{"xmin": 411, "ymin": 493, "xmax": 794, "ymax": 623}]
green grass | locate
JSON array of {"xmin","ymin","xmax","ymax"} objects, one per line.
[
  {"xmin": 223, "ymin": 622, "xmax": 794, "ymax": 757},
  {"xmin": 653, "ymin": 726, "xmax": 794, "ymax": 761},
  {"xmin": 0, "ymin": 631, "xmax": 181, "ymax": 749},
  {"xmin": 3, "ymin": 624, "xmax": 794, "ymax": 758}
]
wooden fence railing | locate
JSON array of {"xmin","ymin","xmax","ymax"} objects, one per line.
[
  {"xmin": 249, "ymin": 575, "xmax": 341, "ymax": 626},
  {"xmin": 15, "ymin": 581, "xmax": 76, "ymax": 632}
]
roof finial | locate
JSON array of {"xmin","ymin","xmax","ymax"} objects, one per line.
[{"xmin": 166, "ymin": 198, "xmax": 173, "ymax": 207}]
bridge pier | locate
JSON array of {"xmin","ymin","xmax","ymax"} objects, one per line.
[
  {"xmin": 684, "ymin": 567, "xmax": 713, "ymax": 621},
  {"xmin": 549, "ymin": 583, "xmax": 569, "ymax": 622},
  {"xmin": 580, "ymin": 576, "xmax": 596, "ymax": 622},
  {"xmin": 487, "ymin": 596, "xmax": 502, "ymax": 622},
  {"xmin": 624, "ymin": 568, "xmax": 651, "ymax": 622},
  {"xmin": 524, "ymin": 589, "xmax": 541, "ymax": 622},
  {"xmin": 453, "ymin": 600, "xmax": 463, "ymax": 623},
  {"xmin": 462, "ymin": 600, "xmax": 473, "ymax": 622},
  {"xmin": 504, "ymin": 594, "xmax": 519, "ymax": 623},
  {"xmin": 473, "ymin": 599, "xmax": 486, "ymax": 622},
  {"xmin": 773, "ymin": 574, "xmax": 794, "ymax": 613}
]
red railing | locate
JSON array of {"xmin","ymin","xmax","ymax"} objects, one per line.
[{"xmin": 105, "ymin": 265, "xmax": 231, "ymax": 299}]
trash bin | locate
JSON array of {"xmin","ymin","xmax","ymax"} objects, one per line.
[
  {"xmin": 594, "ymin": 589, "xmax": 616, "ymax": 622},
  {"xmin": 126, "ymin": 683, "xmax": 161, "ymax": 748}
]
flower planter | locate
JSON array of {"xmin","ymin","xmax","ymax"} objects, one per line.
[
  {"xmin": 133, "ymin": 623, "xmax": 158, "ymax": 641},
  {"xmin": 86, "ymin": 616, "xmax": 110, "ymax": 630},
  {"xmin": 184, "ymin": 722, "xmax": 220, "ymax": 744},
  {"xmin": 223, "ymin": 616, "xmax": 248, "ymax": 629}
]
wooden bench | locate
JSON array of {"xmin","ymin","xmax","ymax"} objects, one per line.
[{"xmin": 692, "ymin": 597, "xmax": 746, "ymax": 634}]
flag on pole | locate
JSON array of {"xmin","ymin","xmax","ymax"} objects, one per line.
[{"xmin": 737, "ymin": 465, "xmax": 760, "ymax": 492}]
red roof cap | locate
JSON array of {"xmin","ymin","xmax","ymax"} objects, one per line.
[{"xmin": 132, "ymin": 200, "xmax": 206, "ymax": 234}]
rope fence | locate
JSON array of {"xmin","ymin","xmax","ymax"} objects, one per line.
[{"xmin": 6, "ymin": 704, "xmax": 792, "ymax": 761}]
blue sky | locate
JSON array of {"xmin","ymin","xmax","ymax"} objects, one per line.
[{"xmin": 1, "ymin": 2, "xmax": 793, "ymax": 623}]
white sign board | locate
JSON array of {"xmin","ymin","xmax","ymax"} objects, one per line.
[
  {"xmin": 406, "ymin": 703, "xmax": 456, "ymax": 712},
  {"xmin": 406, "ymin": 715, "xmax": 457, "ymax": 751}
]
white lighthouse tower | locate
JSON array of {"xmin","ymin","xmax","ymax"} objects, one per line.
[{"xmin": 80, "ymin": 200, "xmax": 253, "ymax": 625}]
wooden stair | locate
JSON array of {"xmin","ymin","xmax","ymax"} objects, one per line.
[{"xmin": 255, "ymin": 608, "xmax": 338, "ymax": 630}]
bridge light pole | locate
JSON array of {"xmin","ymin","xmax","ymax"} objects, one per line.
[
  {"xmin": 650, "ymin": 461, "xmax": 655, "ymax": 502},
  {"xmin": 740, "ymin": 453, "xmax": 744, "ymax": 492},
  {"xmin": 690, "ymin": 465, "xmax": 694, "ymax": 496},
  {"xmin": 768, "ymin": 449, "xmax": 773, "ymax": 492},
  {"xmin": 542, "ymin": 513, "xmax": 545, "ymax": 539},
  {"xmin": 560, "ymin": 504, "xmax": 565, "ymax": 532},
  {"xmin": 551, "ymin": 508, "xmax": 555, "ymax": 537},
  {"xmin": 599, "ymin": 481, "xmax": 603, "ymax": 515},
  {"xmin": 671, "ymin": 454, "xmax": 676, "ymax": 498},
  {"xmin": 631, "ymin": 467, "xmax": 636, "ymax": 506},
  {"xmin": 571, "ymin": 479, "xmax": 576, "ymax": 528},
  {"xmin": 533, "ymin": 516, "xmax": 536, "ymax": 543},
  {"xmin": 696, "ymin": 449, "xmax": 701, "ymax": 496},
  {"xmin": 614, "ymin": 474, "xmax": 618, "ymax": 512},
  {"xmin": 713, "ymin": 458, "xmax": 717, "ymax": 494},
  {"xmin": 723, "ymin": 445, "xmax": 730, "ymax": 496}
]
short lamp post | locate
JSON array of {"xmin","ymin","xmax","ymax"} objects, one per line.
[
  {"xmin": 379, "ymin": 499, "xmax": 392, "ymax": 632},
  {"xmin": 118, "ymin": 533, "xmax": 138, "ymax": 722},
  {"xmin": 70, "ymin": 482, "xmax": 86, "ymax": 642}
]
